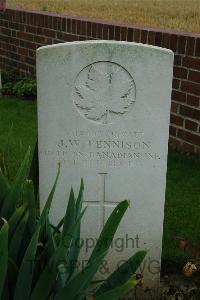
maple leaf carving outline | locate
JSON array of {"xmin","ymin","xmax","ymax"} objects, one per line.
[{"xmin": 74, "ymin": 62, "xmax": 136, "ymax": 124}]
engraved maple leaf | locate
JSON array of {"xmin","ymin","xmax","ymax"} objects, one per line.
[{"xmin": 75, "ymin": 64, "xmax": 135, "ymax": 123}]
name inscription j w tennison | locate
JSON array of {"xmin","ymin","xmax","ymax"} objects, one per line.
[{"xmin": 40, "ymin": 130, "xmax": 162, "ymax": 168}]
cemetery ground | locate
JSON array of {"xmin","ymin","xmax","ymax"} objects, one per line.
[
  {"xmin": 0, "ymin": 96, "xmax": 200, "ymax": 276},
  {"xmin": 7, "ymin": 0, "xmax": 200, "ymax": 33}
]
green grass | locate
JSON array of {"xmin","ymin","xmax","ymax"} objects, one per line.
[
  {"xmin": 0, "ymin": 97, "xmax": 200, "ymax": 273},
  {"xmin": 163, "ymin": 150, "xmax": 200, "ymax": 272},
  {"xmin": 0, "ymin": 97, "xmax": 37, "ymax": 176}
]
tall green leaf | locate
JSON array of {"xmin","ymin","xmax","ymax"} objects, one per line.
[
  {"xmin": 95, "ymin": 251, "xmax": 147, "ymax": 296},
  {"xmin": 1, "ymin": 147, "xmax": 31, "ymax": 219},
  {"xmin": 24, "ymin": 180, "xmax": 37, "ymax": 236},
  {"xmin": 9, "ymin": 211, "xmax": 29, "ymax": 261},
  {"xmin": 0, "ymin": 169, "xmax": 10, "ymax": 211},
  {"xmin": 1, "ymin": 123, "xmax": 13, "ymax": 177},
  {"xmin": 29, "ymin": 140, "xmax": 39, "ymax": 199},
  {"xmin": 8, "ymin": 203, "xmax": 28, "ymax": 242},
  {"xmin": 14, "ymin": 225, "xmax": 41, "ymax": 300},
  {"xmin": 39, "ymin": 163, "xmax": 60, "ymax": 230},
  {"xmin": 89, "ymin": 200, "xmax": 129, "ymax": 263},
  {"xmin": 95, "ymin": 279, "xmax": 135, "ymax": 300},
  {"xmin": 31, "ymin": 207, "xmax": 86, "ymax": 300},
  {"xmin": 62, "ymin": 188, "xmax": 76, "ymax": 238},
  {"xmin": 0, "ymin": 219, "xmax": 9, "ymax": 298},
  {"xmin": 54, "ymin": 251, "xmax": 107, "ymax": 300}
]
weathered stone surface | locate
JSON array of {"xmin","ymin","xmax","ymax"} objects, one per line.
[{"xmin": 37, "ymin": 40, "xmax": 174, "ymax": 297}]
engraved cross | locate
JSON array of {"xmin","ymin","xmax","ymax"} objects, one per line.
[{"xmin": 84, "ymin": 173, "xmax": 120, "ymax": 230}]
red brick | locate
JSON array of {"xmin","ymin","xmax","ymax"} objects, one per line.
[
  {"xmin": 182, "ymin": 142, "xmax": 195, "ymax": 152},
  {"xmin": 170, "ymin": 114, "xmax": 184, "ymax": 126},
  {"xmin": 185, "ymin": 120, "xmax": 198, "ymax": 131},
  {"xmin": 109, "ymin": 25, "xmax": 115, "ymax": 40},
  {"xmin": 43, "ymin": 28, "xmax": 56, "ymax": 38},
  {"xmin": 195, "ymin": 38, "xmax": 200, "ymax": 57},
  {"xmin": 103, "ymin": 24, "xmax": 109, "ymax": 40},
  {"xmin": 186, "ymin": 37, "xmax": 195, "ymax": 56},
  {"xmin": 173, "ymin": 66, "xmax": 188, "ymax": 79},
  {"xmin": 133, "ymin": 29, "xmax": 140, "ymax": 43},
  {"xmin": 172, "ymin": 78, "xmax": 180, "ymax": 89},
  {"xmin": 169, "ymin": 125, "xmax": 177, "ymax": 137},
  {"xmin": 87, "ymin": 22, "xmax": 92, "ymax": 37},
  {"xmin": 148, "ymin": 31, "xmax": 155, "ymax": 45},
  {"xmin": 62, "ymin": 18, "xmax": 66, "ymax": 32},
  {"xmin": 115, "ymin": 26, "xmax": 120, "ymax": 40},
  {"xmin": 71, "ymin": 19, "xmax": 77, "ymax": 34},
  {"xmin": 171, "ymin": 102, "xmax": 179, "ymax": 113},
  {"xmin": 177, "ymin": 129, "xmax": 200, "ymax": 146},
  {"xmin": 155, "ymin": 32, "xmax": 162, "ymax": 47},
  {"xmin": 172, "ymin": 90, "xmax": 186, "ymax": 103},
  {"xmin": 177, "ymin": 36, "xmax": 186, "ymax": 54},
  {"xmin": 81, "ymin": 21, "xmax": 87, "ymax": 36},
  {"xmin": 174, "ymin": 54, "xmax": 182, "ymax": 66},
  {"xmin": 1, "ymin": 27, "xmax": 11, "ymax": 36},
  {"xmin": 91, "ymin": 23, "xmax": 97, "ymax": 38},
  {"xmin": 169, "ymin": 137, "xmax": 181, "ymax": 148},
  {"xmin": 187, "ymin": 94, "xmax": 199, "ymax": 107},
  {"xmin": 25, "ymin": 25, "xmax": 37, "ymax": 34},
  {"xmin": 67, "ymin": 19, "xmax": 71, "ymax": 33},
  {"xmin": 170, "ymin": 34, "xmax": 178, "ymax": 52},
  {"xmin": 121, "ymin": 27, "xmax": 127, "ymax": 41},
  {"xmin": 97, "ymin": 24, "xmax": 103, "ymax": 39},
  {"xmin": 180, "ymin": 105, "xmax": 200, "ymax": 121},
  {"xmin": 162, "ymin": 33, "xmax": 170, "ymax": 48},
  {"xmin": 182, "ymin": 57, "xmax": 200, "ymax": 70},
  {"xmin": 76, "ymin": 20, "xmax": 82, "ymax": 35},
  {"xmin": 188, "ymin": 70, "xmax": 200, "ymax": 83},
  {"xmin": 141, "ymin": 30, "xmax": 148, "ymax": 44},
  {"xmin": 127, "ymin": 28, "xmax": 133, "ymax": 42},
  {"xmin": 18, "ymin": 47, "xmax": 28, "ymax": 55},
  {"xmin": 63, "ymin": 34, "xmax": 78, "ymax": 42},
  {"xmin": 181, "ymin": 80, "xmax": 200, "ymax": 96}
]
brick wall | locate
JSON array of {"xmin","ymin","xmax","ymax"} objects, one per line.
[{"xmin": 0, "ymin": 8, "xmax": 199, "ymax": 154}]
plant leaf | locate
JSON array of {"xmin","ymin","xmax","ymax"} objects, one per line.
[
  {"xmin": 1, "ymin": 147, "xmax": 31, "ymax": 219},
  {"xmin": 89, "ymin": 200, "xmax": 129, "ymax": 263},
  {"xmin": 54, "ymin": 251, "xmax": 107, "ymax": 300},
  {"xmin": 1, "ymin": 124, "xmax": 13, "ymax": 177},
  {"xmin": 24, "ymin": 180, "xmax": 37, "ymax": 236},
  {"xmin": 0, "ymin": 169, "xmax": 10, "ymax": 211},
  {"xmin": 95, "ymin": 251, "xmax": 147, "ymax": 296},
  {"xmin": 28, "ymin": 140, "xmax": 39, "ymax": 200},
  {"xmin": 9, "ymin": 211, "xmax": 29, "ymax": 261},
  {"xmin": 95, "ymin": 279, "xmax": 135, "ymax": 300},
  {"xmin": 14, "ymin": 225, "xmax": 41, "ymax": 300},
  {"xmin": 0, "ymin": 219, "xmax": 9, "ymax": 298},
  {"xmin": 8, "ymin": 203, "xmax": 28, "ymax": 242}
]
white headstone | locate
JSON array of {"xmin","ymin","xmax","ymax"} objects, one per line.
[{"xmin": 37, "ymin": 41, "xmax": 173, "ymax": 297}]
